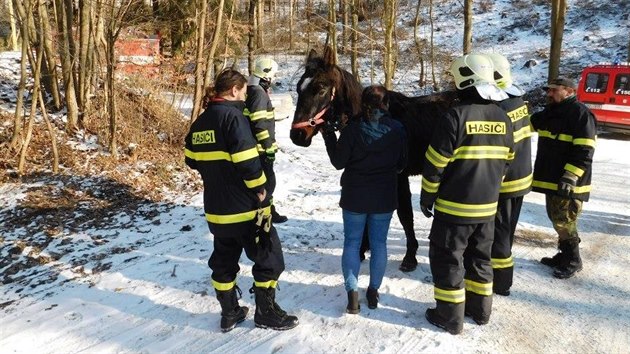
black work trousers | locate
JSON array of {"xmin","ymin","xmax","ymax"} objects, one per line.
[
  {"xmin": 208, "ymin": 221, "xmax": 285, "ymax": 289},
  {"xmin": 491, "ymin": 196, "xmax": 524, "ymax": 293},
  {"xmin": 429, "ymin": 218, "xmax": 494, "ymax": 324}
]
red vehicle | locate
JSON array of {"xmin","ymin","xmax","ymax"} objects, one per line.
[{"xmin": 577, "ymin": 63, "xmax": 630, "ymax": 133}]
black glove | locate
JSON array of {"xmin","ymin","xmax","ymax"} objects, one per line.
[
  {"xmin": 558, "ymin": 171, "xmax": 578, "ymax": 198},
  {"xmin": 266, "ymin": 151, "xmax": 275, "ymax": 162},
  {"xmin": 321, "ymin": 120, "xmax": 338, "ymax": 136},
  {"xmin": 254, "ymin": 209, "xmax": 272, "ymax": 250},
  {"xmin": 420, "ymin": 200, "xmax": 434, "ymax": 218}
]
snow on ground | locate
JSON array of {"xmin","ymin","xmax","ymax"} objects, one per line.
[
  {"xmin": 2, "ymin": 104, "xmax": 630, "ymax": 353},
  {"xmin": 2, "ymin": 0, "xmax": 630, "ymax": 352}
]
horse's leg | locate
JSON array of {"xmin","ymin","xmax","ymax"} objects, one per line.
[
  {"xmin": 397, "ymin": 174, "xmax": 418, "ymax": 272},
  {"xmin": 360, "ymin": 224, "xmax": 370, "ymax": 262}
]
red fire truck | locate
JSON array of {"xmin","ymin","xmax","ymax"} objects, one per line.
[{"xmin": 576, "ymin": 63, "xmax": 630, "ymax": 133}]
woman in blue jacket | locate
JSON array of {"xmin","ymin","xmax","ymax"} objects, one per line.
[{"xmin": 322, "ymin": 85, "xmax": 407, "ymax": 314}]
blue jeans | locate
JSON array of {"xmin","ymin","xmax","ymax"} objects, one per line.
[{"xmin": 342, "ymin": 209, "xmax": 393, "ymax": 292}]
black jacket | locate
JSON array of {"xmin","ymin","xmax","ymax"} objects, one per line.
[
  {"xmin": 498, "ymin": 96, "xmax": 533, "ymax": 199},
  {"xmin": 421, "ymin": 97, "xmax": 514, "ymax": 224},
  {"xmin": 244, "ymin": 85, "xmax": 278, "ymax": 154},
  {"xmin": 324, "ymin": 112, "xmax": 407, "ymax": 213},
  {"xmin": 530, "ymin": 96, "xmax": 597, "ymax": 201},
  {"xmin": 185, "ymin": 99, "xmax": 269, "ymax": 228}
]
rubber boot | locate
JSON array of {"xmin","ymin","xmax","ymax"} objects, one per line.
[
  {"xmin": 250, "ymin": 286, "xmax": 299, "ymax": 330},
  {"xmin": 425, "ymin": 300, "xmax": 464, "ymax": 335},
  {"xmin": 366, "ymin": 287, "xmax": 379, "ymax": 309},
  {"xmin": 553, "ymin": 238, "xmax": 583, "ymax": 279},
  {"xmin": 493, "ymin": 266, "xmax": 513, "ymax": 296},
  {"xmin": 216, "ymin": 286, "xmax": 249, "ymax": 332},
  {"xmin": 271, "ymin": 205, "xmax": 288, "ymax": 224},
  {"xmin": 464, "ymin": 291, "xmax": 492, "ymax": 325},
  {"xmin": 346, "ymin": 290, "xmax": 360, "ymax": 314}
]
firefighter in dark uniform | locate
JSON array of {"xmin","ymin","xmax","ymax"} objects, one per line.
[
  {"xmin": 420, "ymin": 54, "xmax": 514, "ymax": 335},
  {"xmin": 486, "ymin": 53, "xmax": 532, "ymax": 296},
  {"xmin": 531, "ymin": 77, "xmax": 597, "ymax": 279},
  {"xmin": 185, "ymin": 69, "xmax": 298, "ymax": 332},
  {"xmin": 245, "ymin": 57, "xmax": 288, "ymax": 223}
]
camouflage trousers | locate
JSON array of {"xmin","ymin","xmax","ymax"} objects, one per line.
[{"xmin": 545, "ymin": 194, "xmax": 583, "ymax": 242}]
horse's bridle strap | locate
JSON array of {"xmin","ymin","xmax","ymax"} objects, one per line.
[{"xmin": 291, "ymin": 88, "xmax": 336, "ymax": 129}]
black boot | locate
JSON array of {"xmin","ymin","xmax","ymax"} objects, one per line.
[
  {"xmin": 271, "ymin": 205, "xmax": 288, "ymax": 223},
  {"xmin": 541, "ymin": 242, "xmax": 568, "ymax": 268},
  {"xmin": 366, "ymin": 287, "xmax": 379, "ymax": 309},
  {"xmin": 250, "ymin": 286, "xmax": 299, "ymax": 330},
  {"xmin": 425, "ymin": 301, "xmax": 464, "ymax": 335},
  {"xmin": 216, "ymin": 286, "xmax": 249, "ymax": 332},
  {"xmin": 553, "ymin": 238, "xmax": 583, "ymax": 279},
  {"xmin": 346, "ymin": 290, "xmax": 360, "ymax": 314},
  {"xmin": 464, "ymin": 291, "xmax": 492, "ymax": 325}
]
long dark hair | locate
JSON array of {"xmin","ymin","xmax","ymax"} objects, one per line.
[
  {"xmin": 203, "ymin": 69, "xmax": 247, "ymax": 108},
  {"xmin": 361, "ymin": 85, "xmax": 389, "ymax": 121}
]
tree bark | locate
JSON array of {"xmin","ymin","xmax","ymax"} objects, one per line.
[
  {"xmin": 55, "ymin": 0, "xmax": 80, "ymax": 133},
  {"xmin": 383, "ymin": 0, "xmax": 397, "ymax": 89},
  {"xmin": 463, "ymin": 0, "xmax": 472, "ymax": 54},
  {"xmin": 429, "ymin": 0, "xmax": 437, "ymax": 90},
  {"xmin": 203, "ymin": 0, "xmax": 226, "ymax": 89},
  {"xmin": 222, "ymin": 0, "xmax": 236, "ymax": 68},
  {"xmin": 548, "ymin": 0, "xmax": 566, "ymax": 81},
  {"xmin": 328, "ymin": 0, "xmax": 337, "ymax": 64},
  {"xmin": 7, "ymin": 0, "xmax": 18, "ymax": 51},
  {"xmin": 78, "ymin": 0, "xmax": 92, "ymax": 116},
  {"xmin": 351, "ymin": 11, "xmax": 358, "ymax": 78},
  {"xmin": 248, "ymin": 0, "xmax": 256, "ymax": 74},
  {"xmin": 414, "ymin": 0, "xmax": 425, "ymax": 86},
  {"xmin": 38, "ymin": 0, "xmax": 62, "ymax": 111},
  {"xmin": 288, "ymin": 0, "xmax": 294, "ymax": 50},
  {"xmin": 10, "ymin": 0, "xmax": 29, "ymax": 148},
  {"xmin": 256, "ymin": 0, "xmax": 263, "ymax": 49},
  {"xmin": 191, "ymin": 0, "xmax": 208, "ymax": 121}
]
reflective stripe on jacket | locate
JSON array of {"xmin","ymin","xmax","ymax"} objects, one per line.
[
  {"xmin": 498, "ymin": 96, "xmax": 533, "ymax": 198},
  {"xmin": 421, "ymin": 99, "xmax": 514, "ymax": 224},
  {"xmin": 530, "ymin": 96, "xmax": 597, "ymax": 201},
  {"xmin": 244, "ymin": 85, "xmax": 278, "ymax": 154},
  {"xmin": 185, "ymin": 99, "xmax": 268, "ymax": 225}
]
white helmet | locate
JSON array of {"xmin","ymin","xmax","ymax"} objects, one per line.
[
  {"xmin": 450, "ymin": 54, "xmax": 508, "ymax": 101},
  {"xmin": 449, "ymin": 54, "xmax": 495, "ymax": 90},
  {"xmin": 485, "ymin": 53, "xmax": 512, "ymax": 89},
  {"xmin": 253, "ymin": 57, "xmax": 278, "ymax": 81},
  {"xmin": 486, "ymin": 53, "xmax": 525, "ymax": 96}
]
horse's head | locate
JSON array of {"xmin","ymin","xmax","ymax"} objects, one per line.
[{"xmin": 290, "ymin": 47, "xmax": 361, "ymax": 147}]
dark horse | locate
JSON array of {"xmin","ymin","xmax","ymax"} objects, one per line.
[{"xmin": 290, "ymin": 47, "xmax": 457, "ymax": 272}]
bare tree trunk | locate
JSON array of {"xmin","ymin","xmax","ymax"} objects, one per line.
[
  {"xmin": 328, "ymin": 0, "xmax": 337, "ymax": 63},
  {"xmin": 256, "ymin": 0, "xmax": 263, "ymax": 49},
  {"xmin": 340, "ymin": 0, "xmax": 347, "ymax": 54},
  {"xmin": 78, "ymin": 0, "xmax": 92, "ymax": 116},
  {"xmin": 8, "ymin": 0, "xmax": 18, "ymax": 51},
  {"xmin": 38, "ymin": 0, "xmax": 62, "ymax": 111},
  {"xmin": 19, "ymin": 1, "xmax": 43, "ymax": 175},
  {"xmin": 288, "ymin": 0, "xmax": 294, "ymax": 50},
  {"xmin": 222, "ymin": 0, "xmax": 236, "ymax": 68},
  {"xmin": 306, "ymin": 0, "xmax": 312, "ymax": 49},
  {"xmin": 429, "ymin": 0, "xmax": 436, "ymax": 90},
  {"xmin": 414, "ymin": 0, "xmax": 425, "ymax": 86},
  {"xmin": 383, "ymin": 0, "xmax": 397, "ymax": 89},
  {"xmin": 191, "ymin": 0, "xmax": 208, "ymax": 121},
  {"xmin": 39, "ymin": 86, "xmax": 59, "ymax": 173},
  {"xmin": 55, "ymin": 0, "xmax": 80, "ymax": 133},
  {"xmin": 10, "ymin": 1, "xmax": 28, "ymax": 148},
  {"xmin": 548, "ymin": 0, "xmax": 566, "ymax": 81},
  {"xmin": 64, "ymin": 0, "xmax": 78, "ymax": 90},
  {"xmin": 351, "ymin": 11, "xmax": 358, "ymax": 78},
  {"xmin": 248, "ymin": 0, "xmax": 256, "ymax": 74},
  {"xmin": 463, "ymin": 0, "xmax": 472, "ymax": 54},
  {"xmin": 203, "ymin": 0, "xmax": 226, "ymax": 88}
]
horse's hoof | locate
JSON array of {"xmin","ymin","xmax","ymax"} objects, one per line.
[{"xmin": 399, "ymin": 260, "xmax": 418, "ymax": 272}]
